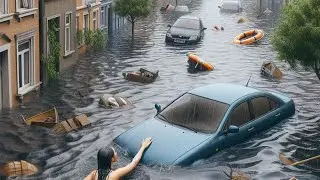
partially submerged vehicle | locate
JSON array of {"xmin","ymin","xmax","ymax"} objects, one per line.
[
  {"xmin": 122, "ymin": 68, "xmax": 159, "ymax": 84},
  {"xmin": 22, "ymin": 107, "xmax": 59, "ymax": 128},
  {"xmin": 52, "ymin": 114, "xmax": 90, "ymax": 134},
  {"xmin": 218, "ymin": 0, "xmax": 242, "ymax": 13},
  {"xmin": 99, "ymin": 94, "xmax": 134, "ymax": 109},
  {"xmin": 114, "ymin": 83, "xmax": 295, "ymax": 166}
]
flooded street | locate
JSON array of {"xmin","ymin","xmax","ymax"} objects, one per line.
[{"xmin": 1, "ymin": 0, "xmax": 319, "ymax": 179}]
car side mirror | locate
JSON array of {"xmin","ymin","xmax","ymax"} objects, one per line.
[
  {"xmin": 228, "ymin": 125, "xmax": 239, "ymax": 134},
  {"xmin": 167, "ymin": 24, "xmax": 172, "ymax": 28},
  {"xmin": 155, "ymin": 104, "xmax": 161, "ymax": 113},
  {"xmin": 202, "ymin": 27, "xmax": 207, "ymax": 31}
]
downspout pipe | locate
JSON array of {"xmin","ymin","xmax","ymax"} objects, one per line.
[{"xmin": 39, "ymin": 0, "xmax": 47, "ymax": 86}]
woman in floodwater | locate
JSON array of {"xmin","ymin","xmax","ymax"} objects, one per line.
[{"xmin": 84, "ymin": 137, "xmax": 152, "ymax": 180}]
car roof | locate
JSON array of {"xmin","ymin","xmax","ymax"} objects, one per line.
[
  {"xmin": 179, "ymin": 15, "xmax": 200, "ymax": 20},
  {"xmin": 188, "ymin": 83, "xmax": 261, "ymax": 104}
]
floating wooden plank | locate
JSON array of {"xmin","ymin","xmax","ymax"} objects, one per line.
[
  {"xmin": 74, "ymin": 114, "xmax": 90, "ymax": 127},
  {"xmin": 67, "ymin": 118, "xmax": 78, "ymax": 130}
]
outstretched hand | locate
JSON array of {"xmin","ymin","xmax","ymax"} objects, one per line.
[{"xmin": 141, "ymin": 137, "xmax": 152, "ymax": 149}]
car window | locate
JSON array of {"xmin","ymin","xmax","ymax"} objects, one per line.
[
  {"xmin": 173, "ymin": 18, "xmax": 200, "ymax": 30},
  {"xmin": 158, "ymin": 93, "xmax": 229, "ymax": 134},
  {"xmin": 269, "ymin": 98, "xmax": 278, "ymax": 110},
  {"xmin": 224, "ymin": 102, "xmax": 251, "ymax": 130},
  {"xmin": 251, "ymin": 97, "xmax": 276, "ymax": 119}
]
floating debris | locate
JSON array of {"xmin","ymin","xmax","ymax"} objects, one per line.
[
  {"xmin": 260, "ymin": 61, "xmax": 283, "ymax": 79},
  {"xmin": 237, "ymin": 17, "xmax": 248, "ymax": 23},
  {"xmin": 99, "ymin": 94, "xmax": 134, "ymax": 109},
  {"xmin": 123, "ymin": 68, "xmax": 159, "ymax": 84},
  {"xmin": 52, "ymin": 114, "xmax": 91, "ymax": 134},
  {"xmin": 21, "ymin": 107, "xmax": 59, "ymax": 128},
  {"xmin": 187, "ymin": 53, "xmax": 214, "ymax": 71},
  {"xmin": 0, "ymin": 160, "xmax": 38, "ymax": 177}
]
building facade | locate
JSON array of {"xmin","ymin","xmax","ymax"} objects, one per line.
[
  {"xmin": 76, "ymin": 0, "xmax": 101, "ymax": 54},
  {"xmin": 0, "ymin": 0, "xmax": 41, "ymax": 109},
  {"xmin": 40, "ymin": 0, "xmax": 78, "ymax": 85}
]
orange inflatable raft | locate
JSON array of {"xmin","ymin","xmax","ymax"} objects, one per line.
[
  {"xmin": 187, "ymin": 53, "xmax": 214, "ymax": 71},
  {"xmin": 233, "ymin": 29, "xmax": 264, "ymax": 45}
]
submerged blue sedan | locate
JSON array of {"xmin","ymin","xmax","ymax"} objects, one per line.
[{"xmin": 114, "ymin": 83, "xmax": 295, "ymax": 166}]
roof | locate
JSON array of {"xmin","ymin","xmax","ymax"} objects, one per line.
[
  {"xmin": 188, "ymin": 83, "xmax": 260, "ymax": 104},
  {"xmin": 179, "ymin": 15, "xmax": 200, "ymax": 20}
]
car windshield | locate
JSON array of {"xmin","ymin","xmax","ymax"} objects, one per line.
[
  {"xmin": 157, "ymin": 93, "xmax": 229, "ymax": 134},
  {"xmin": 173, "ymin": 18, "xmax": 200, "ymax": 30}
]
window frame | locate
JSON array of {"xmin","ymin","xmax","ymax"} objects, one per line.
[
  {"xmin": 83, "ymin": 13, "xmax": 89, "ymax": 30},
  {"xmin": 100, "ymin": 6, "xmax": 105, "ymax": 27},
  {"xmin": 223, "ymin": 100, "xmax": 252, "ymax": 131},
  {"xmin": 16, "ymin": 0, "xmax": 33, "ymax": 11},
  {"xmin": 16, "ymin": 38, "xmax": 34, "ymax": 93},
  {"xmin": 249, "ymin": 96, "xmax": 279, "ymax": 120},
  {"xmin": 0, "ymin": 0, "xmax": 8, "ymax": 14},
  {"xmin": 64, "ymin": 12, "xmax": 71, "ymax": 54},
  {"xmin": 93, "ymin": 11, "xmax": 97, "ymax": 30}
]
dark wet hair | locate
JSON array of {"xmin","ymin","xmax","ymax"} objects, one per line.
[{"xmin": 97, "ymin": 147, "xmax": 114, "ymax": 180}]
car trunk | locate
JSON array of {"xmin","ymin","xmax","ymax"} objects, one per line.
[{"xmin": 114, "ymin": 118, "xmax": 210, "ymax": 165}]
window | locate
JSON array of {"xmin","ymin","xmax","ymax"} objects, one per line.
[
  {"xmin": 17, "ymin": 40, "xmax": 32, "ymax": 90},
  {"xmin": 93, "ymin": 11, "xmax": 97, "ymax": 30},
  {"xmin": 225, "ymin": 102, "xmax": 251, "ymax": 129},
  {"xmin": 17, "ymin": 0, "xmax": 33, "ymax": 10},
  {"xmin": 251, "ymin": 97, "xmax": 274, "ymax": 119},
  {"xmin": 269, "ymin": 98, "xmax": 278, "ymax": 110},
  {"xmin": 65, "ymin": 13, "xmax": 71, "ymax": 53},
  {"xmin": 84, "ymin": 14, "xmax": 89, "ymax": 30},
  {"xmin": 158, "ymin": 93, "xmax": 229, "ymax": 134},
  {"xmin": 76, "ymin": 16, "xmax": 79, "ymax": 30},
  {"xmin": 0, "ymin": 0, "xmax": 8, "ymax": 14},
  {"xmin": 100, "ymin": 7, "xmax": 105, "ymax": 27}
]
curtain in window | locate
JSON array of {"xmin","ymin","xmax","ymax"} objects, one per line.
[{"xmin": 21, "ymin": 0, "xmax": 29, "ymax": 8}]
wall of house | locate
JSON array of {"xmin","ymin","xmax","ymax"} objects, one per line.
[
  {"xmin": 44, "ymin": 0, "xmax": 77, "ymax": 72},
  {"xmin": 0, "ymin": 0, "xmax": 40, "ymax": 108},
  {"xmin": 76, "ymin": 0, "xmax": 101, "ymax": 55}
]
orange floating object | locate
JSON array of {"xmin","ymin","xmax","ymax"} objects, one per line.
[
  {"xmin": 187, "ymin": 53, "xmax": 214, "ymax": 71},
  {"xmin": 233, "ymin": 29, "xmax": 264, "ymax": 45}
]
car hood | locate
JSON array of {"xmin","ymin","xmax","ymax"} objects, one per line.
[
  {"xmin": 114, "ymin": 118, "xmax": 210, "ymax": 165},
  {"xmin": 169, "ymin": 27, "xmax": 199, "ymax": 37}
]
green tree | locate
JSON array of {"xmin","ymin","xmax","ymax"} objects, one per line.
[
  {"xmin": 114, "ymin": 0, "xmax": 151, "ymax": 37},
  {"xmin": 271, "ymin": 0, "xmax": 320, "ymax": 80}
]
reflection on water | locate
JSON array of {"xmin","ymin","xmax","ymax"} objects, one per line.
[{"xmin": 0, "ymin": 0, "xmax": 319, "ymax": 179}]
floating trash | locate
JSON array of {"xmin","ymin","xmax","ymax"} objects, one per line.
[
  {"xmin": 123, "ymin": 68, "xmax": 159, "ymax": 84},
  {"xmin": 21, "ymin": 107, "xmax": 59, "ymax": 128}
]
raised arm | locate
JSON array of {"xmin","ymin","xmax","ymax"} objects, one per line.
[{"xmin": 110, "ymin": 137, "xmax": 152, "ymax": 179}]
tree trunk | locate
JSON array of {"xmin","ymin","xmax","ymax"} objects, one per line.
[
  {"xmin": 131, "ymin": 21, "xmax": 135, "ymax": 37},
  {"xmin": 315, "ymin": 60, "xmax": 320, "ymax": 80}
]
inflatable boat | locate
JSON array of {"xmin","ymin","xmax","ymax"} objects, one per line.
[
  {"xmin": 187, "ymin": 53, "xmax": 214, "ymax": 71},
  {"xmin": 233, "ymin": 29, "xmax": 264, "ymax": 45}
]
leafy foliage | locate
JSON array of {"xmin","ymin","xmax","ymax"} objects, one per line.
[
  {"xmin": 271, "ymin": 0, "xmax": 320, "ymax": 73},
  {"xmin": 114, "ymin": 0, "xmax": 151, "ymax": 35},
  {"xmin": 77, "ymin": 29, "xmax": 84, "ymax": 46},
  {"xmin": 43, "ymin": 21, "xmax": 61, "ymax": 79},
  {"xmin": 84, "ymin": 29, "xmax": 107, "ymax": 51}
]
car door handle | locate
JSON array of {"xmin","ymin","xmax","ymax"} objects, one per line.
[
  {"xmin": 275, "ymin": 113, "xmax": 281, "ymax": 117},
  {"xmin": 248, "ymin": 127, "xmax": 254, "ymax": 132}
]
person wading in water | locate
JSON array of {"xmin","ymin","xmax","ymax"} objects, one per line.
[{"xmin": 84, "ymin": 137, "xmax": 152, "ymax": 180}]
